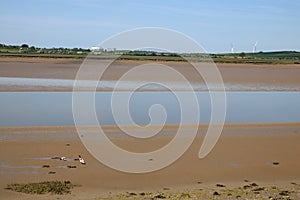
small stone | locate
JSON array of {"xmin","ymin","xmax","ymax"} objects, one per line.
[
  {"xmin": 67, "ymin": 165, "xmax": 77, "ymax": 168},
  {"xmin": 279, "ymin": 190, "xmax": 289, "ymax": 196},
  {"xmin": 251, "ymin": 183, "xmax": 258, "ymax": 187},
  {"xmin": 216, "ymin": 183, "xmax": 225, "ymax": 187},
  {"xmin": 42, "ymin": 165, "xmax": 50, "ymax": 168},
  {"xmin": 213, "ymin": 191, "xmax": 220, "ymax": 196},
  {"xmin": 48, "ymin": 171, "xmax": 56, "ymax": 174},
  {"xmin": 253, "ymin": 187, "xmax": 265, "ymax": 191},
  {"xmin": 153, "ymin": 194, "xmax": 166, "ymax": 199},
  {"xmin": 243, "ymin": 185, "xmax": 251, "ymax": 189},
  {"xmin": 273, "ymin": 162, "xmax": 280, "ymax": 165}
]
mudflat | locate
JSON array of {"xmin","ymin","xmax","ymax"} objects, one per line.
[
  {"xmin": 0, "ymin": 123, "xmax": 300, "ymax": 199},
  {"xmin": 0, "ymin": 58, "xmax": 300, "ymax": 91}
]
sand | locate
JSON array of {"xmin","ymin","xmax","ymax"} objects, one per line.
[
  {"xmin": 0, "ymin": 123, "xmax": 300, "ymax": 199},
  {"xmin": 1, "ymin": 58, "xmax": 300, "ymax": 91},
  {"xmin": 1, "ymin": 57, "xmax": 300, "ymax": 199}
]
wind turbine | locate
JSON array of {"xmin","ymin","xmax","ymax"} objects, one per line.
[
  {"xmin": 230, "ymin": 43, "xmax": 234, "ymax": 54},
  {"xmin": 253, "ymin": 41, "xmax": 258, "ymax": 53}
]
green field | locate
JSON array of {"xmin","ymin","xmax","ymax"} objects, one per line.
[{"xmin": 1, "ymin": 44, "xmax": 300, "ymax": 64}]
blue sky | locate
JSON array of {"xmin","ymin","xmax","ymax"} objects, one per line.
[{"xmin": 0, "ymin": 0, "xmax": 299, "ymax": 53}]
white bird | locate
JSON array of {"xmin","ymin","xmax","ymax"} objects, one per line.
[
  {"xmin": 78, "ymin": 155, "xmax": 86, "ymax": 165},
  {"xmin": 60, "ymin": 156, "xmax": 67, "ymax": 161}
]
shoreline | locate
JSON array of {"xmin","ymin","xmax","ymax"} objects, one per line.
[
  {"xmin": 1, "ymin": 76, "xmax": 300, "ymax": 92},
  {"xmin": 1, "ymin": 121, "xmax": 300, "ymax": 131},
  {"xmin": 1, "ymin": 55, "xmax": 300, "ymax": 67},
  {"xmin": 0, "ymin": 53, "xmax": 300, "ymax": 65}
]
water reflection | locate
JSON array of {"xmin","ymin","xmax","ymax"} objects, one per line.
[{"xmin": 0, "ymin": 92, "xmax": 299, "ymax": 126}]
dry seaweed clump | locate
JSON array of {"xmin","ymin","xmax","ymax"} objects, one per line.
[
  {"xmin": 101, "ymin": 183, "xmax": 300, "ymax": 200},
  {"xmin": 5, "ymin": 181, "xmax": 75, "ymax": 195}
]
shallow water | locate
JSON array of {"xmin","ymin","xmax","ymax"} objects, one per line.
[
  {"xmin": 0, "ymin": 158, "xmax": 77, "ymax": 173},
  {"xmin": 0, "ymin": 77, "xmax": 299, "ymax": 91},
  {"xmin": 0, "ymin": 92, "xmax": 299, "ymax": 126},
  {"xmin": 0, "ymin": 163, "xmax": 40, "ymax": 169}
]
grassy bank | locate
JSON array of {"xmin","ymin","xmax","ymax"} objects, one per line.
[{"xmin": 0, "ymin": 44, "xmax": 300, "ymax": 64}]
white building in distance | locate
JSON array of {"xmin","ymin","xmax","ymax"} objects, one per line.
[
  {"xmin": 90, "ymin": 46, "xmax": 103, "ymax": 52},
  {"xmin": 106, "ymin": 48, "xmax": 116, "ymax": 52}
]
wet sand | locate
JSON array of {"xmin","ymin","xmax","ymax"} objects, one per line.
[
  {"xmin": 1, "ymin": 57, "xmax": 300, "ymax": 198},
  {"xmin": 0, "ymin": 59, "xmax": 300, "ymax": 91},
  {"xmin": 0, "ymin": 123, "xmax": 300, "ymax": 199}
]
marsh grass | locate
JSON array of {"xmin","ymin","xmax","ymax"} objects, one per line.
[
  {"xmin": 1, "ymin": 50, "xmax": 300, "ymax": 64},
  {"xmin": 5, "ymin": 181, "xmax": 75, "ymax": 195}
]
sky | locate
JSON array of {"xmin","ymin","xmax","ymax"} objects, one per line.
[{"xmin": 0, "ymin": 0, "xmax": 300, "ymax": 53}]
